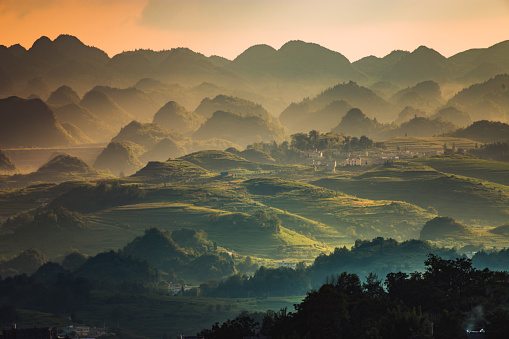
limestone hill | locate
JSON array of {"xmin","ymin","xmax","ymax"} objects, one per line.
[
  {"xmin": 54, "ymin": 103, "xmax": 115, "ymax": 142},
  {"xmin": 138, "ymin": 138, "xmax": 187, "ymax": 163},
  {"xmin": 195, "ymin": 94, "xmax": 272, "ymax": 121},
  {"xmin": 80, "ymin": 90, "xmax": 134, "ymax": 130},
  {"xmin": 420, "ymin": 217, "xmax": 474, "ymax": 241},
  {"xmin": 46, "ymin": 85, "xmax": 80, "ymax": 107},
  {"xmin": 446, "ymin": 120, "xmax": 509, "ymax": 143},
  {"xmin": 432, "ymin": 107, "xmax": 472, "ymax": 128},
  {"xmin": 0, "ymin": 96, "xmax": 76, "ymax": 147},
  {"xmin": 279, "ymin": 99, "xmax": 352, "ymax": 133},
  {"xmin": 93, "ymin": 141, "xmax": 144, "ymax": 176},
  {"xmin": 280, "ymin": 81, "xmax": 395, "ymax": 126},
  {"xmin": 112, "ymin": 120, "xmax": 175, "ymax": 150},
  {"xmin": 0, "ymin": 149, "xmax": 17, "ymax": 173},
  {"xmin": 152, "ymin": 101, "xmax": 204, "ymax": 133},
  {"xmin": 193, "ymin": 110, "xmax": 286, "ymax": 147}
]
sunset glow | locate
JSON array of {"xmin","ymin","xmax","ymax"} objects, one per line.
[{"xmin": 1, "ymin": 0, "xmax": 509, "ymax": 61}]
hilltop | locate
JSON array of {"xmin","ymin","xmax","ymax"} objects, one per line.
[
  {"xmin": 93, "ymin": 141, "xmax": 144, "ymax": 176},
  {"xmin": 152, "ymin": 101, "xmax": 204, "ymax": 133},
  {"xmin": 420, "ymin": 216, "xmax": 475, "ymax": 241}
]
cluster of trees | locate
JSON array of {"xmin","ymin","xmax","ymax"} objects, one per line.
[
  {"xmin": 49, "ymin": 181, "xmax": 145, "ymax": 213},
  {"xmin": 199, "ymin": 265, "xmax": 309, "ymax": 298},
  {"xmin": 0, "ymin": 266, "xmax": 92, "ymax": 319},
  {"xmin": 200, "ymin": 255, "xmax": 509, "ymax": 338},
  {"xmin": 253, "ymin": 209, "xmax": 282, "ymax": 234},
  {"xmin": 469, "ymin": 142, "xmax": 509, "ymax": 162},
  {"xmin": 290, "ymin": 130, "xmax": 384, "ymax": 152}
]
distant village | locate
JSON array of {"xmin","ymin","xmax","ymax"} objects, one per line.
[{"xmin": 299, "ymin": 148, "xmax": 452, "ymax": 172}]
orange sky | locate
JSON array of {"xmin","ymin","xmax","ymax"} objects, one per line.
[{"xmin": 1, "ymin": 0, "xmax": 509, "ymax": 61}]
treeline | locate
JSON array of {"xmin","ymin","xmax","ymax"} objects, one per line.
[
  {"xmin": 198, "ymin": 238, "xmax": 458, "ymax": 298},
  {"xmin": 290, "ymin": 130, "xmax": 385, "ymax": 151},
  {"xmin": 469, "ymin": 142, "xmax": 509, "ymax": 162},
  {"xmin": 200, "ymin": 255, "xmax": 509, "ymax": 338},
  {"xmin": 48, "ymin": 181, "xmax": 145, "ymax": 213},
  {"xmin": 245, "ymin": 131, "xmax": 384, "ymax": 164}
]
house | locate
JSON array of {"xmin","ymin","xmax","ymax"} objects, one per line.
[
  {"xmin": 277, "ymin": 260, "xmax": 296, "ymax": 269},
  {"xmin": 61, "ymin": 325, "xmax": 90, "ymax": 337}
]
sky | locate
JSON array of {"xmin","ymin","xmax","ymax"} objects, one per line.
[{"xmin": 0, "ymin": 0, "xmax": 509, "ymax": 62}]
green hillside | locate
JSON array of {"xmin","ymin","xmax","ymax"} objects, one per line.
[{"xmin": 312, "ymin": 161, "xmax": 509, "ymax": 227}]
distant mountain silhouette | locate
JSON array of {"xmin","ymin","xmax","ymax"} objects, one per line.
[
  {"xmin": 449, "ymin": 40, "xmax": 509, "ymax": 82},
  {"xmin": 395, "ymin": 106, "xmax": 426, "ymax": 125},
  {"xmin": 80, "ymin": 90, "xmax": 134, "ymax": 130},
  {"xmin": 0, "ymin": 149, "xmax": 17, "ymax": 173},
  {"xmin": 281, "ymin": 81, "xmax": 395, "ymax": 126},
  {"xmin": 446, "ymin": 120, "xmax": 509, "ymax": 143},
  {"xmin": 353, "ymin": 50, "xmax": 409, "ymax": 79},
  {"xmin": 279, "ymin": 99, "xmax": 352, "ymax": 133},
  {"xmin": 390, "ymin": 80, "xmax": 444, "ymax": 112},
  {"xmin": 369, "ymin": 81, "xmax": 401, "ymax": 100},
  {"xmin": 112, "ymin": 120, "xmax": 176, "ymax": 150},
  {"xmin": 384, "ymin": 46, "xmax": 452, "ymax": 85},
  {"xmin": 0, "ymin": 249, "xmax": 47, "ymax": 277},
  {"xmin": 46, "ymin": 85, "xmax": 80, "ymax": 107},
  {"xmin": 61, "ymin": 122, "xmax": 93, "ymax": 144},
  {"xmin": 54, "ymin": 103, "xmax": 116, "ymax": 142},
  {"xmin": 93, "ymin": 141, "xmax": 144, "ymax": 176},
  {"xmin": 229, "ymin": 40, "xmax": 364, "ymax": 83},
  {"xmin": 432, "ymin": 107, "xmax": 472, "ymax": 128},
  {"xmin": 395, "ymin": 116, "xmax": 456, "ymax": 138},
  {"xmin": 447, "ymin": 74, "xmax": 509, "ymax": 121},
  {"xmin": 139, "ymin": 137, "xmax": 187, "ymax": 163},
  {"xmin": 0, "ymin": 96, "xmax": 76, "ymax": 147},
  {"xmin": 332, "ymin": 108, "xmax": 389, "ymax": 139},
  {"xmin": 195, "ymin": 94, "xmax": 272, "ymax": 120},
  {"xmin": 92, "ymin": 85, "xmax": 159, "ymax": 122},
  {"xmin": 152, "ymin": 101, "xmax": 204, "ymax": 133},
  {"xmin": 193, "ymin": 110, "xmax": 286, "ymax": 147}
]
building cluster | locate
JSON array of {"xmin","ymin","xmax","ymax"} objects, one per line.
[{"xmin": 0, "ymin": 325, "xmax": 110, "ymax": 339}]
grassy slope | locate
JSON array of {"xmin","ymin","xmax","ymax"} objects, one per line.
[
  {"xmin": 312, "ymin": 161, "xmax": 509, "ymax": 227},
  {"xmin": 410, "ymin": 156, "xmax": 509, "ymax": 186},
  {"xmin": 383, "ymin": 136, "xmax": 478, "ymax": 152},
  {"xmin": 243, "ymin": 177, "xmax": 435, "ymax": 241}
]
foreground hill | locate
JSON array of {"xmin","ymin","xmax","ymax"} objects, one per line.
[
  {"xmin": 0, "ymin": 96, "xmax": 76, "ymax": 147},
  {"xmin": 193, "ymin": 111, "xmax": 286, "ymax": 147}
]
